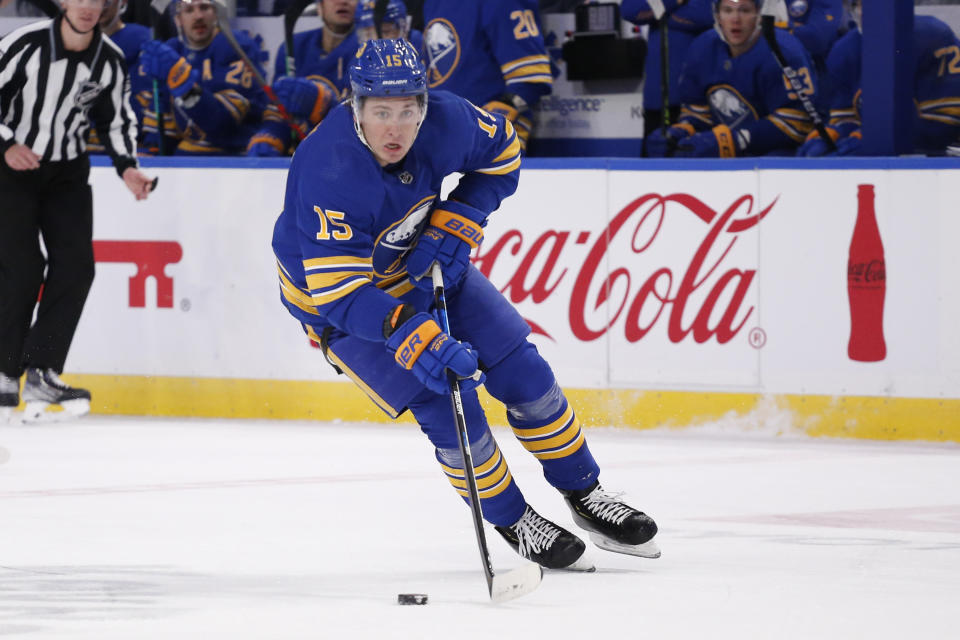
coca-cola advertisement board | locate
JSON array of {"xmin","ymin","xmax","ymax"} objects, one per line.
[
  {"xmin": 77, "ymin": 162, "xmax": 960, "ymax": 403},
  {"xmin": 479, "ymin": 170, "xmax": 765, "ymax": 390},
  {"xmin": 757, "ymin": 169, "xmax": 949, "ymax": 397}
]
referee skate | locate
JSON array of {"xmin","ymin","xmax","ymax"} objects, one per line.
[{"xmin": 20, "ymin": 368, "xmax": 91, "ymax": 423}]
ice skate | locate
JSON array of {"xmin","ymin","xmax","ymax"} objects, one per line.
[
  {"xmin": 562, "ymin": 482, "xmax": 661, "ymax": 559},
  {"xmin": 21, "ymin": 368, "xmax": 91, "ymax": 422},
  {"xmin": 1, "ymin": 373, "xmax": 19, "ymax": 423},
  {"xmin": 494, "ymin": 505, "xmax": 595, "ymax": 572}
]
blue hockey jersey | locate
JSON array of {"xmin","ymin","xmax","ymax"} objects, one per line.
[
  {"xmin": 782, "ymin": 0, "xmax": 843, "ymax": 62},
  {"xmin": 246, "ymin": 28, "xmax": 361, "ymax": 155},
  {"xmin": 273, "ymin": 28, "xmax": 360, "ymax": 99},
  {"xmin": 421, "ymin": 0, "xmax": 552, "ymax": 108},
  {"xmin": 621, "ymin": 0, "xmax": 714, "ymax": 110},
  {"xmin": 825, "ymin": 15, "xmax": 960, "ymax": 154},
  {"xmin": 676, "ymin": 28, "xmax": 817, "ymax": 155},
  {"xmin": 271, "ymin": 90, "xmax": 522, "ymax": 342},
  {"xmin": 139, "ymin": 30, "xmax": 267, "ymax": 155},
  {"xmin": 88, "ymin": 23, "xmax": 151, "ymax": 152}
]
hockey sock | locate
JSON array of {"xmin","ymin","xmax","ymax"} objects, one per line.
[
  {"xmin": 506, "ymin": 382, "xmax": 599, "ymax": 491},
  {"xmin": 435, "ymin": 429, "xmax": 526, "ymax": 527}
]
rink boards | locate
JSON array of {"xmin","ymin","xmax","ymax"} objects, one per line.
[{"xmin": 63, "ymin": 156, "xmax": 960, "ymax": 441}]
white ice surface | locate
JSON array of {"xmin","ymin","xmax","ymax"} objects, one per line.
[{"xmin": 1, "ymin": 416, "xmax": 959, "ymax": 639}]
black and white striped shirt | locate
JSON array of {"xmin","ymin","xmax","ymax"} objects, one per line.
[{"xmin": 0, "ymin": 16, "xmax": 138, "ymax": 175}]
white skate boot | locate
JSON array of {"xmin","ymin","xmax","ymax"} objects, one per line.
[{"xmin": 22, "ymin": 368, "xmax": 91, "ymax": 422}]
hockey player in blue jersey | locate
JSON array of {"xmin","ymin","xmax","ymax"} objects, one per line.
[
  {"xmin": 137, "ymin": 0, "xmax": 267, "ymax": 154},
  {"xmin": 620, "ymin": 0, "xmax": 715, "ymax": 150},
  {"xmin": 272, "ymin": 39, "xmax": 659, "ymax": 570},
  {"xmin": 247, "ymin": 0, "xmax": 359, "ymax": 156},
  {"xmin": 779, "ymin": 0, "xmax": 842, "ymax": 65},
  {"xmin": 354, "ymin": 0, "xmax": 422, "ymax": 52},
  {"xmin": 798, "ymin": 4, "xmax": 960, "ymax": 157},
  {"xmin": 422, "ymin": 0, "xmax": 553, "ymax": 153},
  {"xmin": 646, "ymin": 0, "xmax": 818, "ymax": 157},
  {"xmin": 87, "ymin": 0, "xmax": 151, "ymax": 152}
]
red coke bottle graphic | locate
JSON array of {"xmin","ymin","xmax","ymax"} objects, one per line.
[{"xmin": 847, "ymin": 184, "xmax": 886, "ymax": 362}]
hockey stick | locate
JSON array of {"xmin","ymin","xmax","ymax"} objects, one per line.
[
  {"xmin": 648, "ymin": 1, "xmax": 672, "ymax": 143},
  {"xmin": 149, "ymin": 0, "xmax": 173, "ymax": 155},
  {"xmin": 211, "ymin": 1, "xmax": 306, "ymax": 140},
  {"xmin": 759, "ymin": 8, "xmax": 836, "ymax": 152},
  {"xmin": 373, "ymin": 0, "xmax": 389, "ymax": 38},
  {"xmin": 430, "ymin": 264, "xmax": 542, "ymax": 604},
  {"xmin": 659, "ymin": 19, "xmax": 669, "ymax": 133},
  {"xmin": 283, "ymin": 0, "xmax": 314, "ymax": 78}
]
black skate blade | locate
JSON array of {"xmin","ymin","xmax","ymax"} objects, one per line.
[
  {"xmin": 489, "ymin": 563, "xmax": 542, "ymax": 603},
  {"xmin": 589, "ymin": 533, "xmax": 661, "ymax": 559}
]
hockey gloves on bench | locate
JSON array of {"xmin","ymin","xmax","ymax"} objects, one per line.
[
  {"xmin": 674, "ymin": 124, "xmax": 737, "ymax": 158},
  {"xmin": 645, "ymin": 124, "xmax": 693, "ymax": 157},
  {"xmin": 797, "ymin": 126, "xmax": 840, "ymax": 157},
  {"xmin": 406, "ymin": 200, "xmax": 486, "ymax": 292},
  {"xmin": 272, "ymin": 77, "xmax": 332, "ymax": 123},
  {"xmin": 384, "ymin": 305, "xmax": 485, "ymax": 395},
  {"xmin": 140, "ymin": 40, "xmax": 199, "ymax": 99}
]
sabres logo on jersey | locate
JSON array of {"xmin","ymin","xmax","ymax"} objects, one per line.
[
  {"xmin": 788, "ymin": 0, "xmax": 808, "ymax": 19},
  {"xmin": 708, "ymin": 85, "xmax": 757, "ymax": 128},
  {"xmin": 424, "ymin": 18, "xmax": 461, "ymax": 87},
  {"xmin": 373, "ymin": 196, "xmax": 435, "ymax": 277}
]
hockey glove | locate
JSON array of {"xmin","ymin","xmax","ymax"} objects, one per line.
[
  {"xmin": 272, "ymin": 77, "xmax": 332, "ymax": 123},
  {"xmin": 674, "ymin": 124, "xmax": 736, "ymax": 158},
  {"xmin": 645, "ymin": 124, "xmax": 693, "ymax": 157},
  {"xmin": 246, "ymin": 138, "xmax": 284, "ymax": 157},
  {"xmin": 834, "ymin": 131, "xmax": 862, "ymax": 156},
  {"xmin": 384, "ymin": 306, "xmax": 485, "ymax": 395},
  {"xmin": 140, "ymin": 40, "xmax": 198, "ymax": 99},
  {"xmin": 797, "ymin": 127, "xmax": 840, "ymax": 157},
  {"xmin": 483, "ymin": 95, "xmax": 532, "ymax": 151},
  {"xmin": 406, "ymin": 200, "xmax": 486, "ymax": 292}
]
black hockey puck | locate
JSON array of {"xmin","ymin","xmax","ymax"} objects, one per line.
[{"xmin": 397, "ymin": 593, "xmax": 428, "ymax": 605}]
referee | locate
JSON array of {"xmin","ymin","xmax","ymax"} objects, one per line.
[{"xmin": 0, "ymin": 0, "xmax": 155, "ymax": 422}]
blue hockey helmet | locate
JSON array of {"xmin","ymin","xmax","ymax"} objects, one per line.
[
  {"xmin": 349, "ymin": 38, "xmax": 426, "ymax": 99},
  {"xmin": 354, "ymin": 0, "xmax": 410, "ymax": 42}
]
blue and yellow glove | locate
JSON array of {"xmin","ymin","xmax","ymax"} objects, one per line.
[
  {"xmin": 483, "ymin": 95, "xmax": 532, "ymax": 152},
  {"xmin": 140, "ymin": 40, "xmax": 198, "ymax": 99},
  {"xmin": 384, "ymin": 305, "xmax": 485, "ymax": 395},
  {"xmin": 797, "ymin": 127, "xmax": 840, "ymax": 157},
  {"xmin": 834, "ymin": 130, "xmax": 862, "ymax": 156},
  {"xmin": 645, "ymin": 123, "xmax": 694, "ymax": 157},
  {"xmin": 674, "ymin": 124, "xmax": 737, "ymax": 158},
  {"xmin": 246, "ymin": 133, "xmax": 286, "ymax": 157},
  {"xmin": 272, "ymin": 77, "xmax": 332, "ymax": 124},
  {"xmin": 406, "ymin": 200, "xmax": 485, "ymax": 292}
]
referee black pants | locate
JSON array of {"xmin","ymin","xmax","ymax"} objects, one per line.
[{"xmin": 0, "ymin": 155, "xmax": 95, "ymax": 378}]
